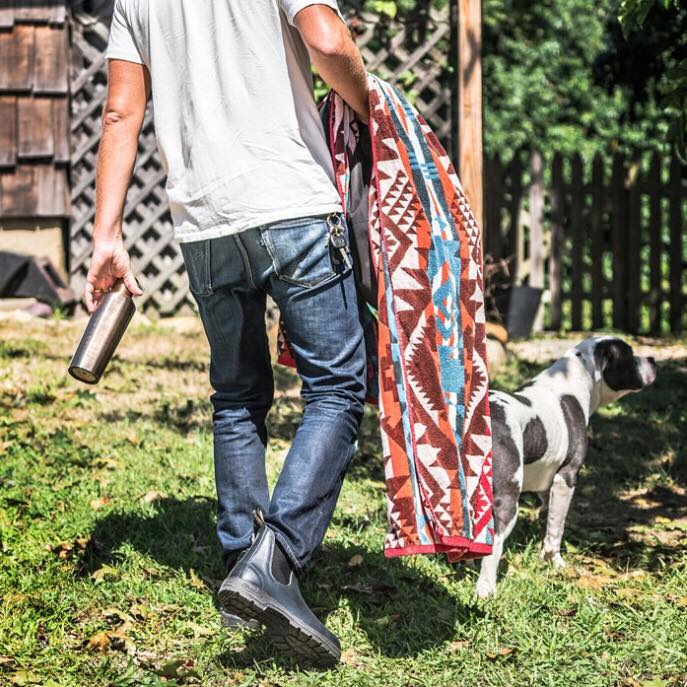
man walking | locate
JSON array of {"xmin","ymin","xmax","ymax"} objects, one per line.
[{"xmin": 86, "ymin": 0, "xmax": 369, "ymax": 664}]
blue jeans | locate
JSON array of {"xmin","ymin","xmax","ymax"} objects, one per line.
[{"xmin": 180, "ymin": 214, "xmax": 367, "ymax": 573}]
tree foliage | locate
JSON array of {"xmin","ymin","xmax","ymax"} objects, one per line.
[
  {"xmin": 619, "ymin": 0, "xmax": 687, "ymax": 157},
  {"xmin": 360, "ymin": 0, "xmax": 686, "ymax": 158}
]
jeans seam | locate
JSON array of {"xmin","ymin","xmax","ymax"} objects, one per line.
[
  {"xmin": 203, "ymin": 240, "xmax": 213, "ymax": 294},
  {"xmin": 233, "ymin": 234, "xmax": 257, "ymax": 291},
  {"xmin": 267, "ymin": 214, "xmax": 328, "ymax": 230}
]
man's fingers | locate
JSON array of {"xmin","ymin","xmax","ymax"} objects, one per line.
[
  {"xmin": 85, "ymin": 279, "xmax": 107, "ymax": 313},
  {"xmin": 84, "ymin": 281, "xmax": 96, "ymax": 313},
  {"xmin": 123, "ymin": 271, "xmax": 143, "ymax": 297}
]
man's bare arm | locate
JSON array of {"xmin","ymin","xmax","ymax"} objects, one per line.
[
  {"xmin": 294, "ymin": 6, "xmax": 369, "ymax": 121},
  {"xmin": 85, "ymin": 59, "xmax": 149, "ymax": 311}
]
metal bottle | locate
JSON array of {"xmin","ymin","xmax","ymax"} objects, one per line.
[{"xmin": 68, "ymin": 280, "xmax": 135, "ymax": 384}]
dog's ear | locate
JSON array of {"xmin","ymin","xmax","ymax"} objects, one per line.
[
  {"xmin": 594, "ymin": 339, "xmax": 627, "ymax": 372},
  {"xmin": 594, "ymin": 339, "xmax": 642, "ymax": 391}
]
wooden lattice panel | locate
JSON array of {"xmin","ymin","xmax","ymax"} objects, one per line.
[
  {"xmin": 353, "ymin": 6, "xmax": 453, "ymax": 148},
  {"xmin": 69, "ymin": 4, "xmax": 453, "ymax": 315}
]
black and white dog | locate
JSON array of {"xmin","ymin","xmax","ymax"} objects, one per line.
[{"xmin": 476, "ymin": 336, "xmax": 656, "ymax": 598}]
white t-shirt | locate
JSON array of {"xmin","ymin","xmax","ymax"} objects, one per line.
[{"xmin": 106, "ymin": 0, "xmax": 344, "ymax": 243}]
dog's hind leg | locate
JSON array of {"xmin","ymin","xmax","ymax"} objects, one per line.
[
  {"xmin": 542, "ymin": 396, "xmax": 588, "ymax": 569},
  {"xmin": 476, "ymin": 510, "xmax": 518, "ymax": 599},
  {"xmin": 541, "ymin": 473, "xmax": 575, "ymax": 568}
]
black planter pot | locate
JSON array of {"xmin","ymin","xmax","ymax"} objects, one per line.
[{"xmin": 493, "ymin": 285, "xmax": 543, "ymax": 340}]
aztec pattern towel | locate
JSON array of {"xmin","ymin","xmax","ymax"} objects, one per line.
[{"xmin": 280, "ymin": 76, "xmax": 494, "ymax": 560}]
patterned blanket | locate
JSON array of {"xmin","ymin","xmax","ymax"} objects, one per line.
[{"xmin": 281, "ymin": 76, "xmax": 494, "ymax": 560}]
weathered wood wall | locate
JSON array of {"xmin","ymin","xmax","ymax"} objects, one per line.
[
  {"xmin": 0, "ymin": 1, "xmax": 70, "ymax": 218},
  {"xmin": 485, "ymin": 152, "xmax": 686, "ymax": 335}
]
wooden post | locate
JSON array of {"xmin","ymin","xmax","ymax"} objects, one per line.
[
  {"xmin": 456, "ymin": 0, "xmax": 484, "ymax": 244},
  {"xmin": 570, "ymin": 153, "xmax": 584, "ymax": 331},
  {"xmin": 529, "ymin": 151, "xmax": 545, "ymax": 331},
  {"xmin": 648, "ymin": 152, "xmax": 662, "ymax": 335},
  {"xmin": 627, "ymin": 163, "xmax": 642, "ymax": 334},
  {"xmin": 611, "ymin": 154, "xmax": 628, "ymax": 331},
  {"xmin": 590, "ymin": 154, "xmax": 604, "ymax": 330},
  {"xmin": 669, "ymin": 154, "xmax": 684, "ymax": 333},
  {"xmin": 549, "ymin": 153, "xmax": 564, "ymax": 331}
]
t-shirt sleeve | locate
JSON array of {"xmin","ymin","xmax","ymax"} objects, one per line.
[
  {"xmin": 105, "ymin": 0, "xmax": 144, "ymax": 64},
  {"xmin": 278, "ymin": 0, "xmax": 345, "ymax": 27}
]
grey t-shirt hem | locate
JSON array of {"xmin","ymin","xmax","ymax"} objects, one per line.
[{"xmin": 174, "ymin": 202, "xmax": 344, "ymax": 244}]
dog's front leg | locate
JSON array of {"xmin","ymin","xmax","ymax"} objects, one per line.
[{"xmin": 541, "ymin": 473, "xmax": 575, "ymax": 568}]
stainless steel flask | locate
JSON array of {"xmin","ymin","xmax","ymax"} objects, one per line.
[{"xmin": 68, "ymin": 280, "xmax": 135, "ymax": 384}]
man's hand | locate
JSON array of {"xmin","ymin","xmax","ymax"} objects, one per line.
[
  {"xmin": 294, "ymin": 6, "xmax": 369, "ymax": 122},
  {"xmin": 85, "ymin": 238, "xmax": 143, "ymax": 313}
]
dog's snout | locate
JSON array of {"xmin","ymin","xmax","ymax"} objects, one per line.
[{"xmin": 639, "ymin": 355, "xmax": 657, "ymax": 386}]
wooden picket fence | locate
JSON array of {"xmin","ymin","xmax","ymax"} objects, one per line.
[{"xmin": 485, "ymin": 151, "xmax": 686, "ymax": 335}]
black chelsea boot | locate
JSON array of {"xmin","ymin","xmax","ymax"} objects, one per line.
[{"xmin": 217, "ymin": 524, "xmax": 340, "ymax": 665}]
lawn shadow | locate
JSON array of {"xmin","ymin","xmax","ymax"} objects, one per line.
[{"xmin": 89, "ymin": 496, "xmax": 470, "ymax": 663}]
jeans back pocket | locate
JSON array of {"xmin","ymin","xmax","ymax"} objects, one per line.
[{"xmin": 261, "ymin": 216, "xmax": 340, "ymax": 289}]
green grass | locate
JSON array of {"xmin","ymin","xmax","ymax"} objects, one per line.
[{"xmin": 1, "ymin": 320, "xmax": 686, "ymax": 687}]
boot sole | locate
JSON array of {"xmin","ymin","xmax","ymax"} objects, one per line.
[
  {"xmin": 218, "ymin": 578, "xmax": 340, "ymax": 667},
  {"xmin": 219, "ymin": 608, "xmax": 260, "ymax": 631}
]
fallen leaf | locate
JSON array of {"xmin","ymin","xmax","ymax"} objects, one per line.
[
  {"xmin": 90, "ymin": 497, "xmax": 110, "ymax": 510},
  {"xmin": 6, "ymin": 670, "xmax": 41, "ymax": 685},
  {"xmin": 347, "ymin": 554, "xmax": 364, "ymax": 568},
  {"xmin": 448, "ymin": 640, "xmax": 470, "ymax": 652},
  {"xmin": 158, "ymin": 659, "xmax": 197, "ymax": 679},
  {"xmin": 340, "ymin": 648, "xmax": 366, "ymax": 667},
  {"xmin": 129, "ymin": 603, "xmax": 153, "ymax": 620},
  {"xmin": 374, "ymin": 614, "xmax": 400, "ymax": 626},
  {"xmin": 3, "ymin": 593, "xmax": 27, "ymax": 605},
  {"xmin": 140, "ymin": 491, "xmax": 166, "ymax": 505},
  {"xmin": 616, "ymin": 588, "xmax": 643, "ymax": 603},
  {"xmin": 486, "ymin": 646, "xmax": 515, "ymax": 660},
  {"xmin": 127, "ymin": 431, "xmax": 142, "ymax": 446},
  {"xmin": 188, "ymin": 569, "xmax": 205, "ymax": 590},
  {"xmin": 554, "ymin": 607, "xmax": 578, "ymax": 618},
  {"xmin": 577, "ymin": 574, "xmax": 614, "ymax": 590},
  {"xmin": 90, "ymin": 564, "xmax": 119, "ymax": 583},
  {"xmin": 185, "ymin": 622, "xmax": 213, "ymax": 638},
  {"xmin": 0, "ymin": 656, "xmax": 14, "ymax": 667},
  {"xmin": 87, "ymin": 630, "xmax": 110, "ymax": 651},
  {"xmin": 102, "ymin": 608, "xmax": 130, "ymax": 624},
  {"xmin": 342, "ymin": 584, "xmax": 374, "ymax": 595},
  {"xmin": 87, "ymin": 629, "xmax": 134, "ymax": 654},
  {"xmin": 93, "ymin": 457, "xmax": 120, "ymax": 470}
]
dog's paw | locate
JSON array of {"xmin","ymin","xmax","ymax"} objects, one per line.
[
  {"xmin": 541, "ymin": 549, "xmax": 566, "ymax": 569},
  {"xmin": 475, "ymin": 579, "xmax": 497, "ymax": 599}
]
